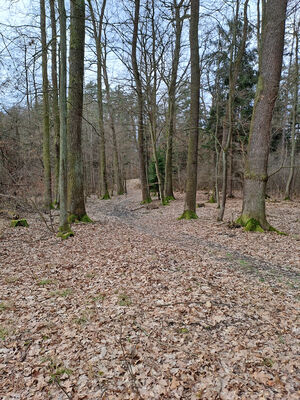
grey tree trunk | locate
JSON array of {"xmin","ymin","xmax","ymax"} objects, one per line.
[
  {"xmin": 57, "ymin": 0, "xmax": 72, "ymax": 238},
  {"xmin": 165, "ymin": 0, "xmax": 185, "ymax": 201},
  {"xmin": 238, "ymin": 0, "xmax": 288, "ymax": 231},
  {"xmin": 67, "ymin": 0, "xmax": 90, "ymax": 222},
  {"xmin": 50, "ymin": 0, "xmax": 60, "ymax": 205},
  {"xmin": 131, "ymin": 0, "xmax": 151, "ymax": 203},
  {"xmin": 179, "ymin": 0, "xmax": 200, "ymax": 219},
  {"xmin": 40, "ymin": 0, "xmax": 52, "ymax": 210},
  {"xmin": 284, "ymin": 21, "xmax": 299, "ymax": 200}
]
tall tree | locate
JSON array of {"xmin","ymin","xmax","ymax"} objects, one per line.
[
  {"xmin": 238, "ymin": 0, "xmax": 288, "ymax": 231},
  {"xmin": 179, "ymin": 0, "xmax": 200, "ymax": 219},
  {"xmin": 87, "ymin": 0, "xmax": 110, "ymax": 200},
  {"xmin": 67, "ymin": 0, "xmax": 91, "ymax": 222},
  {"xmin": 284, "ymin": 19, "xmax": 299, "ymax": 200},
  {"xmin": 40, "ymin": 0, "xmax": 52, "ymax": 209},
  {"xmin": 57, "ymin": 0, "xmax": 73, "ymax": 238},
  {"xmin": 217, "ymin": 0, "xmax": 249, "ymax": 221},
  {"xmin": 49, "ymin": 0, "xmax": 60, "ymax": 204},
  {"xmin": 164, "ymin": 0, "xmax": 186, "ymax": 201},
  {"xmin": 131, "ymin": 0, "xmax": 151, "ymax": 203}
]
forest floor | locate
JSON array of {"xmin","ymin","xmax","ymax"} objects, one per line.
[{"xmin": 0, "ymin": 180, "xmax": 299, "ymax": 399}]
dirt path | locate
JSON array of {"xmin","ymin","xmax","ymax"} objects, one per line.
[{"xmin": 87, "ymin": 185, "xmax": 300, "ymax": 292}]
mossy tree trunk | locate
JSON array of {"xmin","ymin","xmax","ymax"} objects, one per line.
[
  {"xmin": 40, "ymin": 0, "xmax": 52, "ymax": 210},
  {"xmin": 165, "ymin": 0, "xmax": 185, "ymax": 201},
  {"xmin": 284, "ymin": 20, "xmax": 299, "ymax": 201},
  {"xmin": 67, "ymin": 0, "xmax": 90, "ymax": 221},
  {"xmin": 239, "ymin": 0, "xmax": 288, "ymax": 231},
  {"xmin": 131, "ymin": 0, "xmax": 151, "ymax": 203},
  {"xmin": 180, "ymin": 0, "xmax": 200, "ymax": 219},
  {"xmin": 57, "ymin": 0, "xmax": 72, "ymax": 238},
  {"xmin": 50, "ymin": 0, "xmax": 60, "ymax": 205},
  {"xmin": 218, "ymin": 0, "xmax": 248, "ymax": 221}
]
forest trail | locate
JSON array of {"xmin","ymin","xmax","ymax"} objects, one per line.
[
  {"xmin": 87, "ymin": 180, "xmax": 300, "ymax": 292},
  {"xmin": 1, "ymin": 181, "xmax": 299, "ymax": 399}
]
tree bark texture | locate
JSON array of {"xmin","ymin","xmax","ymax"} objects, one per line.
[
  {"xmin": 67, "ymin": 0, "xmax": 87, "ymax": 219},
  {"xmin": 181, "ymin": 0, "xmax": 200, "ymax": 217},
  {"xmin": 40, "ymin": 0, "xmax": 52, "ymax": 209},
  {"xmin": 131, "ymin": 0, "xmax": 151, "ymax": 203},
  {"xmin": 240, "ymin": 0, "xmax": 288, "ymax": 229}
]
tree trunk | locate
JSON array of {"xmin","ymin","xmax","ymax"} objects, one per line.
[
  {"xmin": 218, "ymin": 0, "xmax": 248, "ymax": 221},
  {"xmin": 131, "ymin": 0, "xmax": 151, "ymax": 203},
  {"xmin": 238, "ymin": 0, "xmax": 288, "ymax": 231},
  {"xmin": 40, "ymin": 0, "xmax": 52, "ymax": 210},
  {"xmin": 284, "ymin": 21, "xmax": 299, "ymax": 200},
  {"xmin": 50, "ymin": 0, "xmax": 60, "ymax": 205},
  {"xmin": 57, "ymin": 0, "xmax": 73, "ymax": 238},
  {"xmin": 179, "ymin": 0, "xmax": 200, "ymax": 219},
  {"xmin": 67, "ymin": 0, "xmax": 90, "ymax": 222},
  {"xmin": 165, "ymin": 0, "xmax": 184, "ymax": 201},
  {"xmin": 102, "ymin": 34, "xmax": 124, "ymax": 195}
]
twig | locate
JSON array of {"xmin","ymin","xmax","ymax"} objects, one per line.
[{"xmin": 54, "ymin": 379, "xmax": 72, "ymax": 400}]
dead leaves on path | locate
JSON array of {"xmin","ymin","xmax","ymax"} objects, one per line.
[{"xmin": 0, "ymin": 191, "xmax": 299, "ymax": 399}]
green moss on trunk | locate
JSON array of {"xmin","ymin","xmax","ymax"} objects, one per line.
[
  {"xmin": 68, "ymin": 213, "xmax": 93, "ymax": 223},
  {"xmin": 165, "ymin": 196, "xmax": 175, "ymax": 202},
  {"xmin": 11, "ymin": 219, "xmax": 29, "ymax": 228},
  {"xmin": 208, "ymin": 195, "xmax": 216, "ymax": 204},
  {"xmin": 57, "ymin": 226, "xmax": 74, "ymax": 240},
  {"xmin": 178, "ymin": 210, "xmax": 198, "ymax": 220},
  {"xmin": 141, "ymin": 197, "xmax": 152, "ymax": 205},
  {"xmin": 236, "ymin": 216, "xmax": 286, "ymax": 235},
  {"xmin": 101, "ymin": 192, "xmax": 111, "ymax": 200}
]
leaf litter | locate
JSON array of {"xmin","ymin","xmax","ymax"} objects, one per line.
[{"xmin": 0, "ymin": 182, "xmax": 299, "ymax": 399}]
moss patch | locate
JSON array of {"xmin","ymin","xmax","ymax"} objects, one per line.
[
  {"xmin": 68, "ymin": 214, "xmax": 93, "ymax": 224},
  {"xmin": 141, "ymin": 197, "xmax": 152, "ymax": 205},
  {"xmin": 165, "ymin": 195, "xmax": 175, "ymax": 202},
  {"xmin": 101, "ymin": 192, "xmax": 110, "ymax": 200},
  {"xmin": 208, "ymin": 195, "xmax": 216, "ymax": 204},
  {"xmin": 11, "ymin": 219, "xmax": 29, "ymax": 228},
  {"xmin": 236, "ymin": 216, "xmax": 287, "ymax": 235},
  {"xmin": 57, "ymin": 226, "xmax": 74, "ymax": 240},
  {"xmin": 178, "ymin": 210, "xmax": 198, "ymax": 220}
]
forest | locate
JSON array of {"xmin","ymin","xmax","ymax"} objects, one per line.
[{"xmin": 0, "ymin": 0, "xmax": 299, "ymax": 399}]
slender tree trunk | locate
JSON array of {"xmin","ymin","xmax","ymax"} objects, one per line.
[
  {"xmin": 102, "ymin": 34, "xmax": 124, "ymax": 195},
  {"xmin": 165, "ymin": 0, "xmax": 184, "ymax": 200},
  {"xmin": 67, "ymin": 0, "xmax": 90, "ymax": 221},
  {"xmin": 57, "ymin": 0, "xmax": 72, "ymax": 238},
  {"xmin": 218, "ymin": 0, "xmax": 248, "ymax": 221},
  {"xmin": 131, "ymin": 0, "xmax": 151, "ymax": 203},
  {"xmin": 50, "ymin": 0, "xmax": 60, "ymax": 205},
  {"xmin": 285, "ymin": 21, "xmax": 299, "ymax": 200},
  {"xmin": 179, "ymin": 0, "xmax": 200, "ymax": 219},
  {"xmin": 40, "ymin": 0, "xmax": 52, "ymax": 209},
  {"xmin": 238, "ymin": 0, "xmax": 288, "ymax": 231}
]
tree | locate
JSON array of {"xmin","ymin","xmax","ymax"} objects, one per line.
[
  {"xmin": 57, "ymin": 0, "xmax": 73, "ymax": 239},
  {"xmin": 131, "ymin": 0, "xmax": 151, "ymax": 203},
  {"xmin": 40, "ymin": 0, "xmax": 52, "ymax": 209},
  {"xmin": 67, "ymin": 0, "xmax": 91, "ymax": 222},
  {"xmin": 50, "ymin": 0, "xmax": 60, "ymax": 205},
  {"xmin": 179, "ymin": 0, "xmax": 200, "ymax": 219},
  {"xmin": 87, "ymin": 0, "xmax": 110, "ymax": 200},
  {"xmin": 164, "ymin": 0, "xmax": 187, "ymax": 201},
  {"xmin": 284, "ymin": 19, "xmax": 299, "ymax": 200},
  {"xmin": 237, "ymin": 0, "xmax": 288, "ymax": 231}
]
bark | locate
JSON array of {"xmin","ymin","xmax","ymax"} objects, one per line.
[
  {"xmin": 50, "ymin": 0, "xmax": 60, "ymax": 204},
  {"xmin": 239, "ymin": 0, "xmax": 288, "ymax": 230},
  {"xmin": 87, "ymin": 0, "xmax": 110, "ymax": 199},
  {"xmin": 67, "ymin": 0, "xmax": 89, "ymax": 220},
  {"xmin": 180, "ymin": 0, "xmax": 200, "ymax": 218},
  {"xmin": 284, "ymin": 21, "xmax": 299, "ymax": 200},
  {"xmin": 131, "ymin": 0, "xmax": 151, "ymax": 203},
  {"xmin": 218, "ymin": 0, "xmax": 248, "ymax": 221},
  {"xmin": 40, "ymin": 0, "xmax": 52, "ymax": 209},
  {"xmin": 102, "ymin": 32, "xmax": 124, "ymax": 195},
  {"xmin": 57, "ymin": 0, "xmax": 72, "ymax": 237},
  {"xmin": 165, "ymin": 0, "xmax": 185, "ymax": 200}
]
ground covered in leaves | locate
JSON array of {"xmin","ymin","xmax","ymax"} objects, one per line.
[{"xmin": 0, "ymin": 181, "xmax": 299, "ymax": 399}]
